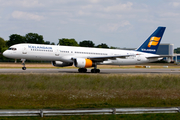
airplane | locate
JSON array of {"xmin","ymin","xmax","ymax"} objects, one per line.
[{"xmin": 3, "ymin": 26, "xmax": 166, "ymax": 73}]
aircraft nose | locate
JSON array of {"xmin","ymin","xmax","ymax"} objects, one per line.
[{"xmin": 3, "ymin": 50, "xmax": 9, "ymax": 57}]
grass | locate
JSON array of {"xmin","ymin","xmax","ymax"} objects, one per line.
[
  {"xmin": 0, "ymin": 74, "xmax": 180, "ymax": 109},
  {"xmin": 2, "ymin": 114, "xmax": 180, "ymax": 120}
]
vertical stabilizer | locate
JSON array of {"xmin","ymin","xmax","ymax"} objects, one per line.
[{"xmin": 136, "ymin": 27, "xmax": 166, "ymax": 54}]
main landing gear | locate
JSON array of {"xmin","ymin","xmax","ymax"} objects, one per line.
[
  {"xmin": 78, "ymin": 68, "xmax": 87, "ymax": 73},
  {"xmin": 91, "ymin": 64, "xmax": 100, "ymax": 73},
  {"xmin": 91, "ymin": 69, "xmax": 100, "ymax": 73},
  {"xmin": 21, "ymin": 59, "xmax": 26, "ymax": 70},
  {"xmin": 78, "ymin": 64, "xmax": 100, "ymax": 73}
]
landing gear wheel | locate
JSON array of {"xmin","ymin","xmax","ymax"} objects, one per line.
[
  {"xmin": 22, "ymin": 67, "xmax": 26, "ymax": 70},
  {"xmin": 90, "ymin": 63, "xmax": 100, "ymax": 73},
  {"xmin": 91, "ymin": 69, "xmax": 95, "ymax": 73},
  {"xmin": 78, "ymin": 68, "xmax": 87, "ymax": 73},
  {"xmin": 91, "ymin": 69, "xmax": 100, "ymax": 73}
]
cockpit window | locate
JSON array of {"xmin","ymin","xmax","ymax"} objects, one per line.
[{"xmin": 8, "ymin": 48, "xmax": 17, "ymax": 50}]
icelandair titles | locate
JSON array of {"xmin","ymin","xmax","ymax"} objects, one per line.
[
  {"xmin": 141, "ymin": 49, "xmax": 156, "ymax": 52},
  {"xmin": 28, "ymin": 45, "xmax": 52, "ymax": 49}
]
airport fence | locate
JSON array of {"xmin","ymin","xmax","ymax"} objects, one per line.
[{"xmin": 0, "ymin": 107, "xmax": 180, "ymax": 117}]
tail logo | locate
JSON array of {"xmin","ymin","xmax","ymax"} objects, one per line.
[{"xmin": 147, "ymin": 37, "xmax": 161, "ymax": 48}]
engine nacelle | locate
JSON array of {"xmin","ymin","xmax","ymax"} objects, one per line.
[
  {"xmin": 74, "ymin": 58, "xmax": 95, "ymax": 68},
  {"xmin": 52, "ymin": 61, "xmax": 73, "ymax": 67}
]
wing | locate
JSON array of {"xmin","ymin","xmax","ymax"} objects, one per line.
[
  {"xmin": 146, "ymin": 55, "xmax": 166, "ymax": 59},
  {"xmin": 89, "ymin": 55, "xmax": 132, "ymax": 62}
]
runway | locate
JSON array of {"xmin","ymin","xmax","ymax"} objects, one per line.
[{"xmin": 0, "ymin": 68, "xmax": 180, "ymax": 74}]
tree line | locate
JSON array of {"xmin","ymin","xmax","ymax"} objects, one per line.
[
  {"xmin": 58, "ymin": 38, "xmax": 115, "ymax": 48},
  {"xmin": 174, "ymin": 48, "xmax": 180, "ymax": 54}
]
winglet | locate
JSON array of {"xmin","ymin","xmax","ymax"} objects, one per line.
[{"xmin": 136, "ymin": 27, "xmax": 166, "ymax": 54}]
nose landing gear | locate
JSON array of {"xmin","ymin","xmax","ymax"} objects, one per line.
[{"xmin": 21, "ymin": 59, "xmax": 26, "ymax": 70}]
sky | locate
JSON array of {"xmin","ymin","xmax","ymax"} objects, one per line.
[{"xmin": 0, "ymin": 0, "xmax": 180, "ymax": 48}]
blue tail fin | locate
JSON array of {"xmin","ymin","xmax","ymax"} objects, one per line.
[{"xmin": 136, "ymin": 27, "xmax": 166, "ymax": 54}]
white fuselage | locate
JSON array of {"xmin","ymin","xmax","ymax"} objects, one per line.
[{"xmin": 3, "ymin": 43, "xmax": 161, "ymax": 66}]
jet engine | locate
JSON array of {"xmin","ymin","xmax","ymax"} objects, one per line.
[
  {"xmin": 74, "ymin": 58, "xmax": 95, "ymax": 68},
  {"xmin": 52, "ymin": 61, "xmax": 73, "ymax": 67}
]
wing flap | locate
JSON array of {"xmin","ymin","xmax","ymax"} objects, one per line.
[
  {"xmin": 146, "ymin": 55, "xmax": 163, "ymax": 59},
  {"xmin": 89, "ymin": 55, "xmax": 132, "ymax": 62}
]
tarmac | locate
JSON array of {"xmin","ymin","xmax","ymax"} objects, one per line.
[{"xmin": 0, "ymin": 68, "xmax": 180, "ymax": 74}]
